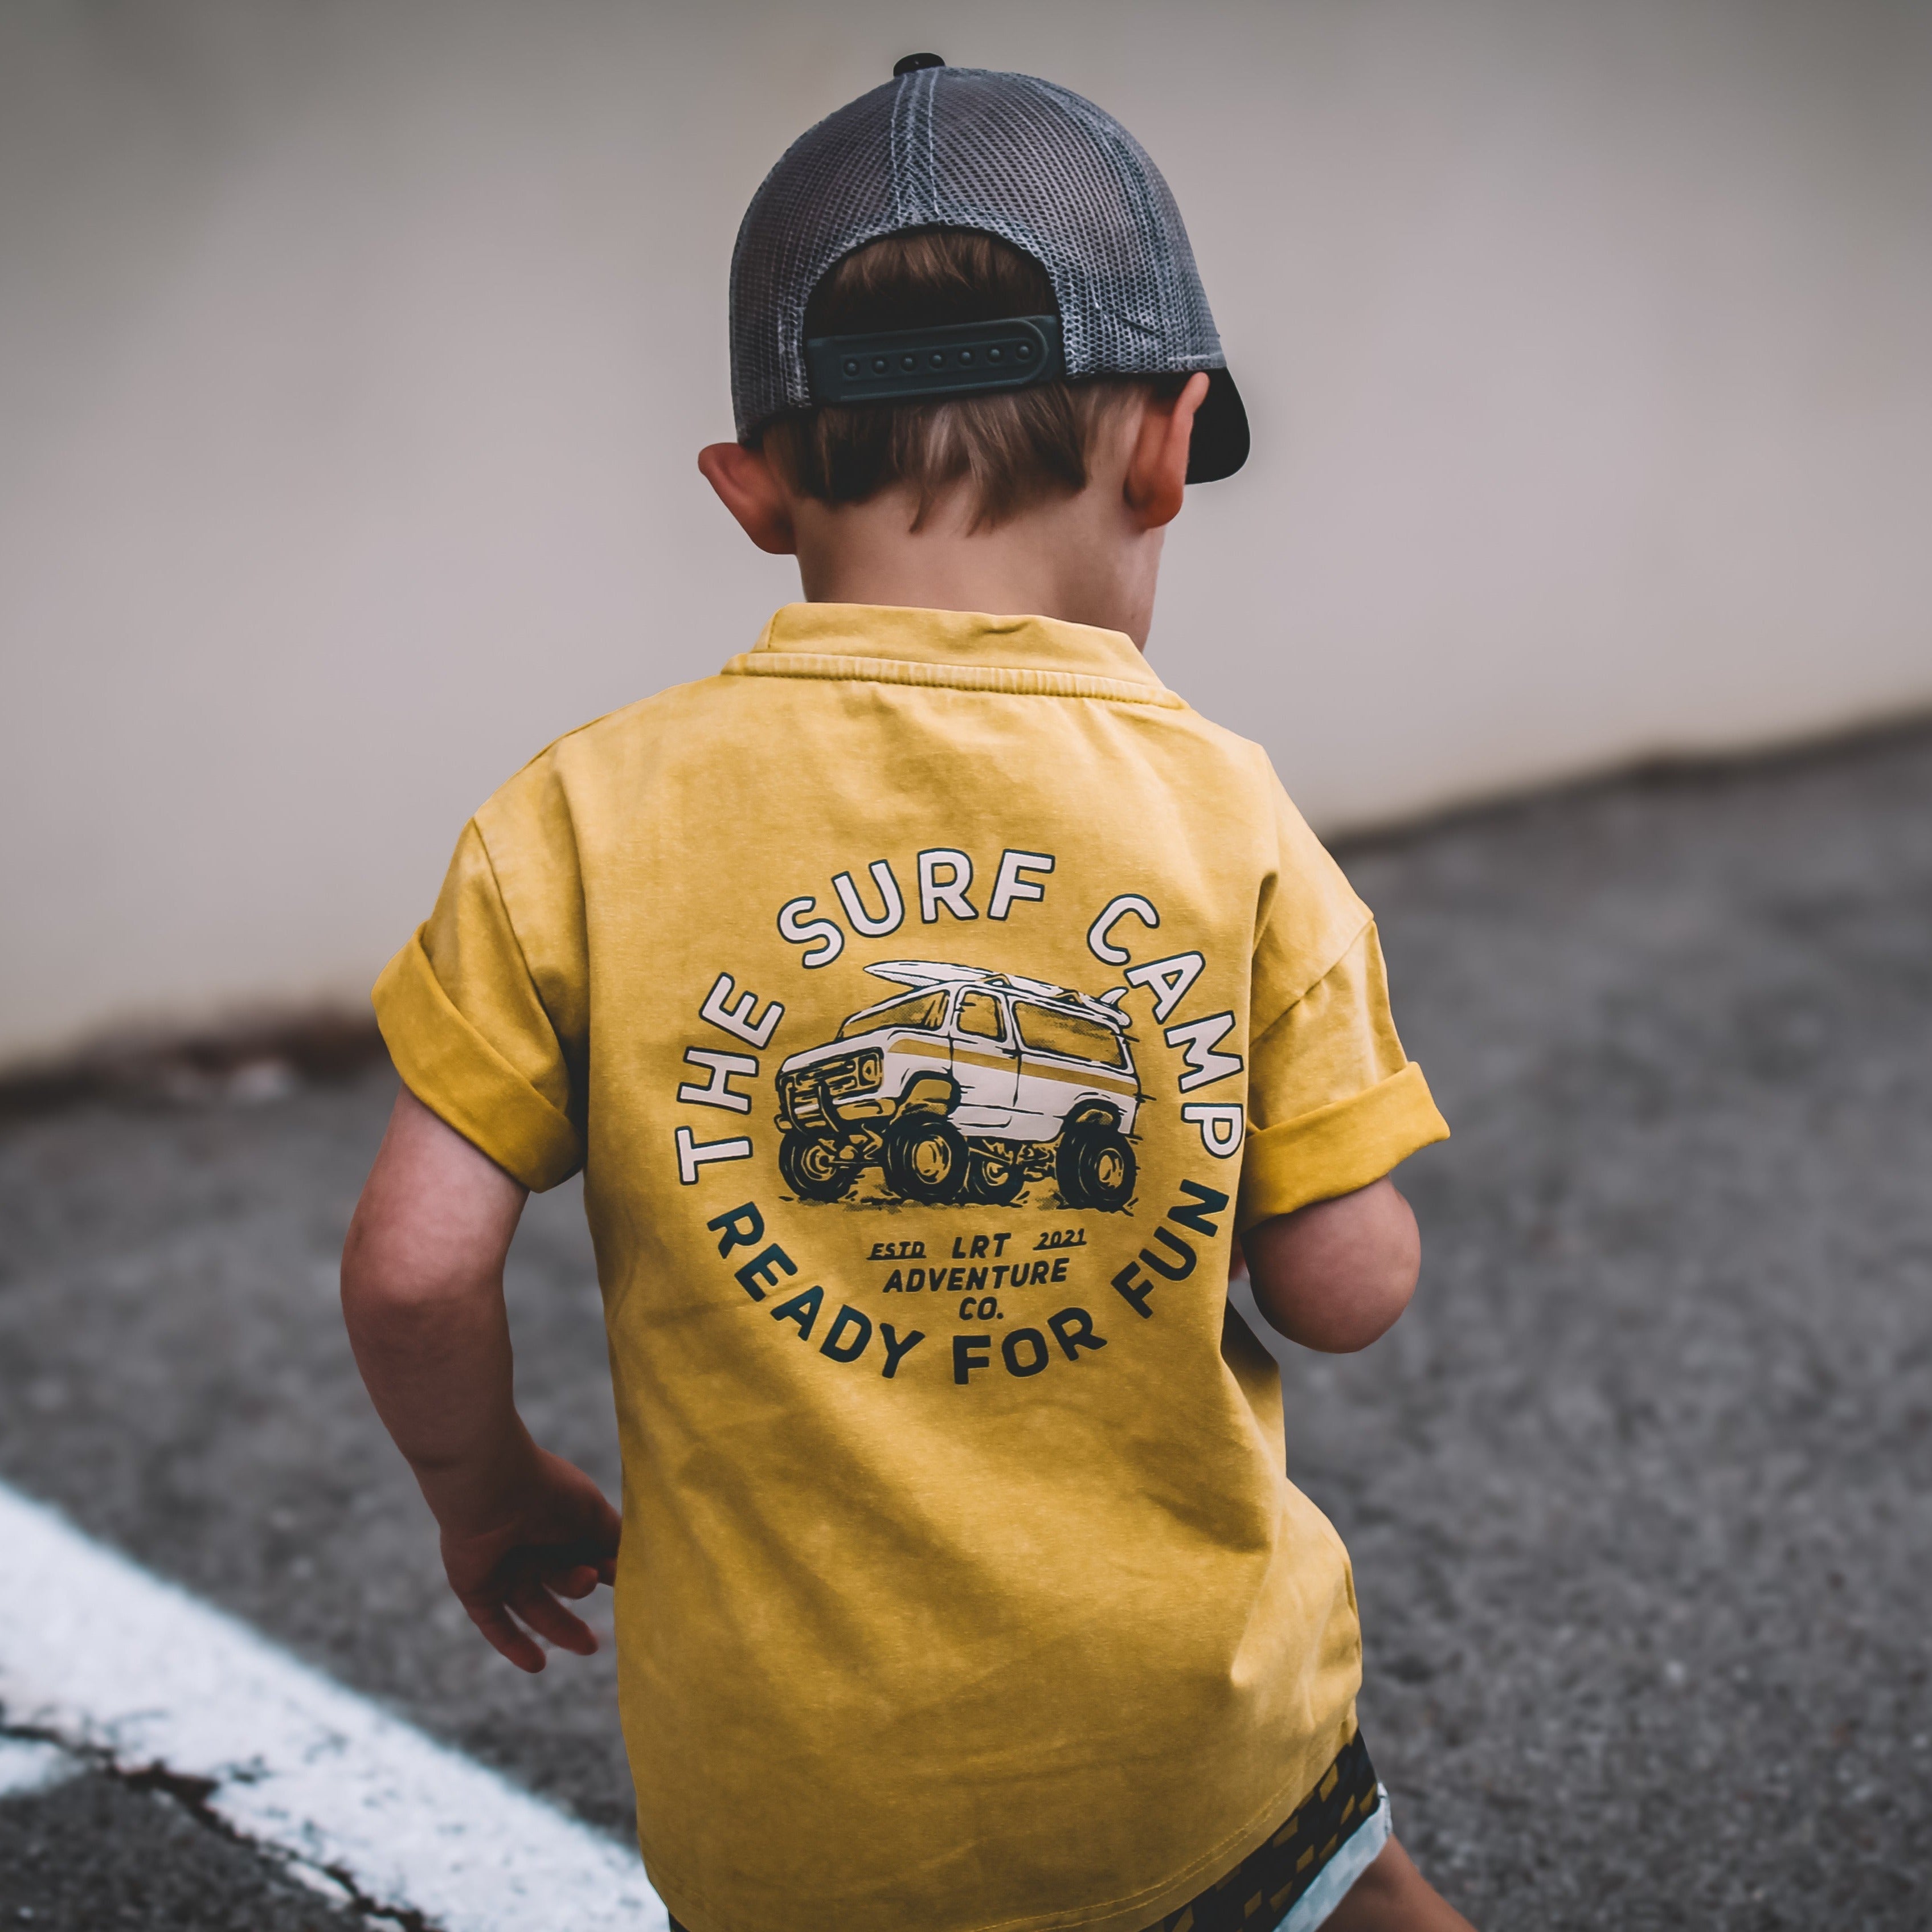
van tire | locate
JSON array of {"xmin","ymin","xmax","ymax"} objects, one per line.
[
  {"xmin": 965, "ymin": 1144, "xmax": 1028, "ymax": 1206},
  {"xmin": 882, "ymin": 1115, "xmax": 969, "ymax": 1205},
  {"xmin": 1056, "ymin": 1120, "xmax": 1136, "ymax": 1211},
  {"xmin": 780, "ymin": 1130, "xmax": 856, "ymax": 1202}
]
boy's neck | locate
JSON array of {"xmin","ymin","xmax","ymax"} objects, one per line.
[{"xmin": 790, "ymin": 482, "xmax": 1166, "ymax": 652}]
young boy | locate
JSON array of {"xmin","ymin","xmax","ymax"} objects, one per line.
[{"xmin": 342, "ymin": 57, "xmax": 1472, "ymax": 1932}]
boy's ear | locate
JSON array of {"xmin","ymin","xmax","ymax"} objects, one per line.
[
  {"xmin": 698, "ymin": 442, "xmax": 798, "ymax": 555},
  {"xmin": 1123, "ymin": 373, "xmax": 1210, "ymax": 531}
]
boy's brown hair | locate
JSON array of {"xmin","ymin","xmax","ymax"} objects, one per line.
[{"xmin": 758, "ymin": 229, "xmax": 1177, "ymax": 529}]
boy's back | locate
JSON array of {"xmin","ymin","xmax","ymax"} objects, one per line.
[
  {"xmin": 377, "ymin": 597, "xmax": 1435, "ymax": 1927},
  {"xmin": 345, "ymin": 56, "xmax": 1471, "ymax": 1932}
]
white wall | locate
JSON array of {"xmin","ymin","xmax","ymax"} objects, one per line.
[{"xmin": 3, "ymin": 0, "xmax": 1929, "ymax": 1063}]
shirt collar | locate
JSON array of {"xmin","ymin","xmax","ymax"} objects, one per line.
[{"xmin": 743, "ymin": 602, "xmax": 1170, "ymax": 693}]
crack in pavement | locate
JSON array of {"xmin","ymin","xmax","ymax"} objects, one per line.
[{"xmin": 1, "ymin": 1712, "xmax": 428, "ymax": 1928}]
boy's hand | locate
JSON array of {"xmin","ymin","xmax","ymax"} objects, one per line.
[{"xmin": 437, "ymin": 1443, "xmax": 623, "ymax": 1674}]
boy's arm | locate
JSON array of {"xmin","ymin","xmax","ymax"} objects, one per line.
[
  {"xmin": 1238, "ymin": 1176, "xmax": 1421, "ymax": 1353},
  {"xmin": 341, "ymin": 1086, "xmax": 620, "ymax": 1673}
]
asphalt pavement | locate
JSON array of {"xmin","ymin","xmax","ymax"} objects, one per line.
[{"xmin": 2, "ymin": 720, "xmax": 1927, "ymax": 1929}]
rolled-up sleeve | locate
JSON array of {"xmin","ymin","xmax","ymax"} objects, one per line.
[
  {"xmin": 373, "ymin": 817, "xmax": 584, "ymax": 1190},
  {"xmin": 1239, "ymin": 882, "xmax": 1448, "ymax": 1230}
]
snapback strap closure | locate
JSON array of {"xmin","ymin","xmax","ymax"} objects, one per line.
[{"xmin": 804, "ymin": 314, "xmax": 1065, "ymax": 405}]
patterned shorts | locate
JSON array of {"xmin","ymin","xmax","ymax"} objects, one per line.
[
  {"xmin": 1145, "ymin": 1730, "xmax": 1387, "ymax": 1932},
  {"xmin": 665, "ymin": 1730, "xmax": 1386, "ymax": 1932}
]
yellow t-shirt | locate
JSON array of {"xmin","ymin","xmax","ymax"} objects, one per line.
[{"xmin": 374, "ymin": 603, "xmax": 1448, "ymax": 1932}]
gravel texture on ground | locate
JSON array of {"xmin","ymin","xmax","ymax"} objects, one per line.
[
  {"xmin": 1, "ymin": 721, "xmax": 1927, "ymax": 1929},
  {"xmin": 0, "ymin": 1761, "xmax": 368, "ymax": 1930}
]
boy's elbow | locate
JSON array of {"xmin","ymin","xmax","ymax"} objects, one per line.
[
  {"xmin": 1292, "ymin": 1255, "xmax": 1418, "ymax": 1353},
  {"xmin": 1243, "ymin": 1177, "xmax": 1422, "ymax": 1354},
  {"xmin": 339, "ymin": 1211, "xmax": 495, "ymax": 1339},
  {"xmin": 340, "ymin": 1091, "xmax": 527, "ymax": 1340}
]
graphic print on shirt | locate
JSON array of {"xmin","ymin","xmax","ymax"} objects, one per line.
[
  {"xmin": 773, "ymin": 960, "xmax": 1143, "ymax": 1213},
  {"xmin": 670, "ymin": 844, "xmax": 1257, "ymax": 1390}
]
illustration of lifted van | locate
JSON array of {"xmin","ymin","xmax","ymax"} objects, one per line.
[{"xmin": 775, "ymin": 961, "xmax": 1142, "ymax": 1210}]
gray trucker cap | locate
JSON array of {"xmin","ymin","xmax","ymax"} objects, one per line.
[{"xmin": 729, "ymin": 55, "xmax": 1249, "ymax": 484}]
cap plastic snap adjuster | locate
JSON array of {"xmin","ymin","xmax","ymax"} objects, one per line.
[{"xmin": 804, "ymin": 314, "xmax": 1066, "ymax": 406}]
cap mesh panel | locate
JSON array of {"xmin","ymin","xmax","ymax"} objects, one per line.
[{"xmin": 730, "ymin": 67, "xmax": 1225, "ymax": 440}]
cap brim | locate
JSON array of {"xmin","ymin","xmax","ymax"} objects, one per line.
[{"xmin": 1186, "ymin": 366, "xmax": 1249, "ymax": 485}]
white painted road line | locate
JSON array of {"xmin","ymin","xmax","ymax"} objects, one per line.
[
  {"xmin": 0, "ymin": 1481, "xmax": 667, "ymax": 1932},
  {"xmin": 0, "ymin": 1734, "xmax": 83, "ymax": 1800}
]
